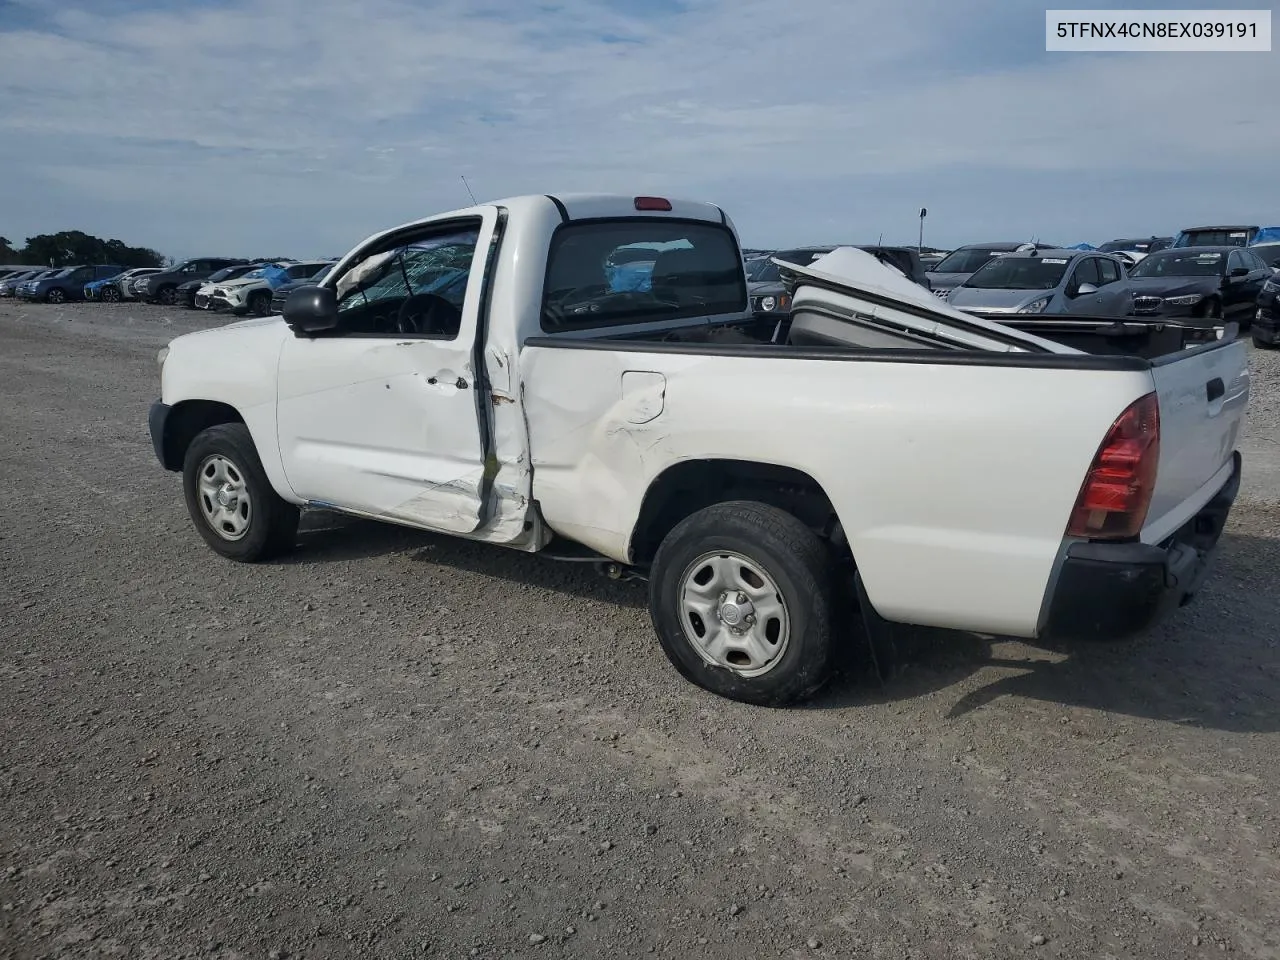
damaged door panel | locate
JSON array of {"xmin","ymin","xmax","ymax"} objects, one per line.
[{"xmin": 274, "ymin": 208, "xmax": 502, "ymax": 535}]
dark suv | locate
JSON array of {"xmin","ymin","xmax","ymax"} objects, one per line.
[{"xmin": 135, "ymin": 258, "xmax": 248, "ymax": 305}]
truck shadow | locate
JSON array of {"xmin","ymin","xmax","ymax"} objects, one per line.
[
  {"xmin": 279, "ymin": 512, "xmax": 1278, "ymax": 732},
  {"xmin": 278, "ymin": 509, "xmax": 647, "ymax": 609},
  {"xmin": 813, "ymin": 529, "xmax": 1280, "ymax": 734}
]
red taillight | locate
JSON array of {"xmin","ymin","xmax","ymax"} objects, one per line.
[
  {"xmin": 634, "ymin": 196, "xmax": 672, "ymax": 211},
  {"xmin": 1067, "ymin": 392, "xmax": 1160, "ymax": 540}
]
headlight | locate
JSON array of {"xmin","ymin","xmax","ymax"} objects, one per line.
[
  {"xmin": 760, "ymin": 296, "xmax": 776, "ymax": 312},
  {"xmin": 1262, "ymin": 278, "xmax": 1279, "ymax": 293},
  {"xmin": 156, "ymin": 346, "xmax": 169, "ymax": 369},
  {"xmin": 1164, "ymin": 294, "xmax": 1203, "ymax": 306},
  {"xmin": 1017, "ymin": 297, "xmax": 1051, "ymax": 314}
]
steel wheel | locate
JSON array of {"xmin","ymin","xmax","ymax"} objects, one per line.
[
  {"xmin": 678, "ymin": 550, "xmax": 791, "ymax": 677},
  {"xmin": 46, "ymin": 288, "xmax": 66, "ymax": 303},
  {"xmin": 196, "ymin": 454, "xmax": 253, "ymax": 541}
]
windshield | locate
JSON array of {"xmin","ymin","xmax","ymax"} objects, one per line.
[
  {"xmin": 1129, "ymin": 250, "xmax": 1225, "ymax": 278},
  {"xmin": 744, "ymin": 258, "xmax": 772, "ymax": 281},
  {"xmin": 207, "ymin": 266, "xmax": 245, "ymax": 282},
  {"xmin": 751, "ymin": 260, "xmax": 782, "ymax": 283},
  {"xmin": 964, "ymin": 256, "xmax": 1070, "ymax": 290},
  {"xmin": 932, "ymin": 248, "xmax": 1006, "ymax": 274}
]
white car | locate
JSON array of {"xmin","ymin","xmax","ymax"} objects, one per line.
[
  {"xmin": 204, "ymin": 260, "xmax": 332, "ymax": 317},
  {"xmin": 147, "ymin": 194, "xmax": 1248, "ymax": 706}
]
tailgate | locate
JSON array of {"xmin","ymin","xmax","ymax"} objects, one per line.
[{"xmin": 1144, "ymin": 340, "xmax": 1249, "ymax": 543}]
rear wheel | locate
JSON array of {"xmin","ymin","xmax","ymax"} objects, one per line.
[
  {"xmin": 102, "ymin": 285, "xmax": 121, "ymax": 302},
  {"xmin": 182, "ymin": 423, "xmax": 299, "ymax": 562},
  {"xmin": 649, "ymin": 501, "xmax": 834, "ymax": 706}
]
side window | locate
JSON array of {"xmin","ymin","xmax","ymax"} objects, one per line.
[
  {"xmin": 1071, "ymin": 258, "xmax": 1101, "ymax": 289},
  {"xmin": 330, "ymin": 223, "xmax": 481, "ymax": 339},
  {"xmin": 1246, "ymin": 251, "xmax": 1268, "ymax": 272},
  {"xmin": 287, "ymin": 263, "xmax": 319, "ymax": 280},
  {"xmin": 1097, "ymin": 258, "xmax": 1121, "ymax": 285},
  {"xmin": 1227, "ymin": 251, "xmax": 1246, "ymax": 273}
]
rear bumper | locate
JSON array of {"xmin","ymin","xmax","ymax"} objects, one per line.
[{"xmin": 1040, "ymin": 450, "xmax": 1241, "ymax": 640}]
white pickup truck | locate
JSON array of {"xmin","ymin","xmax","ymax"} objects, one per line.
[{"xmin": 148, "ymin": 194, "xmax": 1249, "ymax": 705}]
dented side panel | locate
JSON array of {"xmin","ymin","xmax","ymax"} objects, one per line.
[{"xmin": 520, "ymin": 344, "xmax": 1156, "ymax": 638}]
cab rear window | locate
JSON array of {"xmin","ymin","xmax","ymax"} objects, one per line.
[{"xmin": 541, "ymin": 220, "xmax": 745, "ymax": 331}]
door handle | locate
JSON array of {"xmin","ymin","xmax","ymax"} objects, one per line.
[{"xmin": 1206, "ymin": 377, "xmax": 1225, "ymax": 402}]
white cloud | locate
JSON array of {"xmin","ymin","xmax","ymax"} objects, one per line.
[{"xmin": 0, "ymin": 0, "xmax": 1276, "ymax": 255}]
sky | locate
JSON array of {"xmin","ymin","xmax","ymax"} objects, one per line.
[{"xmin": 0, "ymin": 0, "xmax": 1276, "ymax": 259}]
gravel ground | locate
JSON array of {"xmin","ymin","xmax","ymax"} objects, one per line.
[{"xmin": 1, "ymin": 300, "xmax": 1278, "ymax": 960}]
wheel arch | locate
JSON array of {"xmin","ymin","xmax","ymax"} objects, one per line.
[
  {"xmin": 158, "ymin": 399, "xmax": 246, "ymax": 471},
  {"xmin": 627, "ymin": 459, "xmax": 848, "ymax": 566}
]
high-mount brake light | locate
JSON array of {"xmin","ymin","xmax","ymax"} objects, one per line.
[
  {"xmin": 634, "ymin": 197, "xmax": 673, "ymax": 211},
  {"xmin": 1067, "ymin": 392, "xmax": 1160, "ymax": 540}
]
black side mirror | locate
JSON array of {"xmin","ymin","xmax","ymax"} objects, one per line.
[
  {"xmin": 1229, "ymin": 266, "xmax": 1250, "ymax": 277},
  {"xmin": 283, "ymin": 285, "xmax": 339, "ymax": 335}
]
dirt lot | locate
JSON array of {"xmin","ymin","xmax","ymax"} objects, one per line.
[{"xmin": 1, "ymin": 299, "xmax": 1278, "ymax": 960}]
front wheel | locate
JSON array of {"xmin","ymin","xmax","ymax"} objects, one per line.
[
  {"xmin": 102, "ymin": 286, "xmax": 121, "ymax": 302},
  {"xmin": 649, "ymin": 501, "xmax": 834, "ymax": 706},
  {"xmin": 46, "ymin": 287, "xmax": 66, "ymax": 304},
  {"xmin": 182, "ymin": 423, "xmax": 299, "ymax": 562},
  {"xmin": 248, "ymin": 290, "xmax": 272, "ymax": 317},
  {"xmin": 157, "ymin": 286, "xmax": 177, "ymax": 306},
  {"xmin": 1254, "ymin": 334, "xmax": 1276, "ymax": 350}
]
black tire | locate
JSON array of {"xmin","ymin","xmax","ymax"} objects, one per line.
[
  {"xmin": 102, "ymin": 286, "xmax": 121, "ymax": 302},
  {"xmin": 46, "ymin": 287, "xmax": 66, "ymax": 304},
  {"xmin": 1254, "ymin": 334, "xmax": 1276, "ymax": 349},
  {"xmin": 248, "ymin": 290, "xmax": 272, "ymax": 317},
  {"xmin": 182, "ymin": 423, "xmax": 299, "ymax": 562},
  {"xmin": 1205, "ymin": 298, "xmax": 1223, "ymax": 321},
  {"xmin": 648, "ymin": 500, "xmax": 834, "ymax": 706},
  {"xmin": 157, "ymin": 285, "xmax": 177, "ymax": 306}
]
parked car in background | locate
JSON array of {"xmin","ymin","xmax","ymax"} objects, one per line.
[
  {"xmin": 136, "ymin": 258, "xmax": 248, "ymax": 305},
  {"xmin": 17, "ymin": 264, "xmax": 123, "ymax": 303},
  {"xmin": 1098, "ymin": 236, "xmax": 1174, "ymax": 257},
  {"xmin": 112, "ymin": 267, "xmax": 164, "ymax": 301},
  {"xmin": 1173, "ymin": 225, "xmax": 1264, "ymax": 248},
  {"xmin": 925, "ymin": 242, "xmax": 1053, "ymax": 298},
  {"xmin": 0, "ymin": 269, "xmax": 47, "ymax": 297},
  {"xmin": 946, "ymin": 249, "xmax": 1131, "ymax": 317},
  {"xmin": 747, "ymin": 246, "xmax": 839, "ymax": 320},
  {"xmin": 0, "ymin": 265, "xmax": 31, "ymax": 280},
  {"xmin": 269, "ymin": 262, "xmax": 336, "ymax": 314},
  {"xmin": 1253, "ymin": 271, "xmax": 1280, "ymax": 348},
  {"xmin": 1246, "ymin": 242, "xmax": 1280, "ymax": 269},
  {"xmin": 184, "ymin": 263, "xmax": 265, "ymax": 309},
  {"xmin": 1125, "ymin": 246, "xmax": 1270, "ymax": 329},
  {"xmin": 207, "ymin": 260, "xmax": 333, "ymax": 316},
  {"xmin": 83, "ymin": 270, "xmax": 127, "ymax": 301},
  {"xmin": 97, "ymin": 267, "xmax": 163, "ymax": 302}
]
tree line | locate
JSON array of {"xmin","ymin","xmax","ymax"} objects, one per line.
[{"xmin": 0, "ymin": 231, "xmax": 165, "ymax": 269}]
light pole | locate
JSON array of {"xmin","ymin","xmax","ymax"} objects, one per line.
[{"xmin": 918, "ymin": 207, "xmax": 927, "ymax": 254}]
